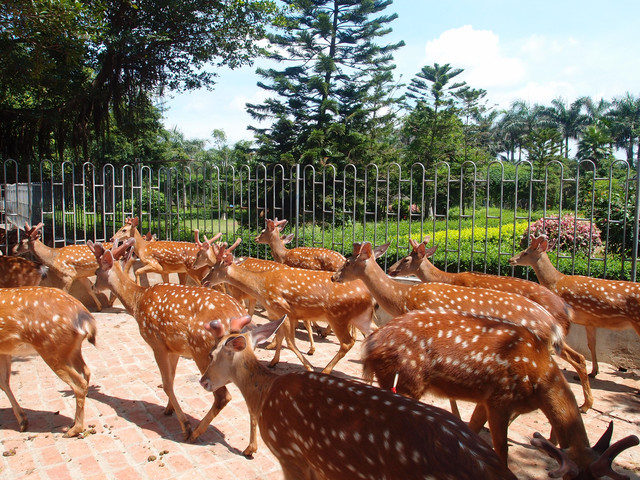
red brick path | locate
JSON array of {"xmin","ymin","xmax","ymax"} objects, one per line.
[{"xmin": 1, "ymin": 306, "xmax": 639, "ymax": 479}]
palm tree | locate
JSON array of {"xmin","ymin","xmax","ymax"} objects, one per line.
[
  {"xmin": 497, "ymin": 101, "xmax": 544, "ymax": 162},
  {"xmin": 607, "ymin": 92, "xmax": 640, "ymax": 167},
  {"xmin": 540, "ymin": 97, "xmax": 588, "ymax": 158},
  {"xmin": 577, "ymin": 125, "xmax": 614, "ymax": 167}
]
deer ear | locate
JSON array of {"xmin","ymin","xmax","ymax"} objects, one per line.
[
  {"xmin": 250, "ymin": 316, "xmax": 286, "ymax": 348},
  {"xmin": 224, "ymin": 335, "xmax": 247, "ymax": 353},
  {"xmin": 539, "ymin": 237, "xmax": 549, "ymax": 252},
  {"xmin": 281, "ymin": 233, "xmax": 294, "ymax": 244},
  {"xmin": 100, "ymin": 250, "xmax": 115, "ymax": 270},
  {"xmin": 372, "ymin": 242, "xmax": 390, "ymax": 259}
]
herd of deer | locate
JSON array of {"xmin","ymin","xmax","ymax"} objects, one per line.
[{"xmin": 1, "ymin": 216, "xmax": 639, "ymax": 479}]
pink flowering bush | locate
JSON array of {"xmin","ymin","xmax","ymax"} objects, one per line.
[{"xmin": 520, "ymin": 214, "xmax": 603, "ymax": 254}]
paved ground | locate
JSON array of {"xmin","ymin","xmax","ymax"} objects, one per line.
[{"xmin": 1, "ymin": 303, "xmax": 640, "ymax": 480}]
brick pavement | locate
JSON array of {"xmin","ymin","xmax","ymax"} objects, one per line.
[{"xmin": 1, "ymin": 304, "xmax": 639, "ymax": 479}]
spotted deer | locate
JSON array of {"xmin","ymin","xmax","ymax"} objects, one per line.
[
  {"xmin": 0, "ymin": 287, "xmax": 97, "ymax": 437},
  {"xmin": 332, "ymin": 241, "xmax": 565, "ymax": 418},
  {"xmin": 201, "ymin": 240, "xmax": 376, "ymax": 374},
  {"xmin": 0, "ymin": 255, "xmax": 48, "ymax": 287},
  {"xmin": 110, "ymin": 217, "xmax": 220, "ymax": 285},
  {"xmin": 199, "ymin": 315, "xmax": 518, "ymax": 480},
  {"xmin": 510, "ymin": 235, "xmax": 640, "ymax": 377},
  {"xmin": 193, "ymin": 239, "xmax": 323, "ymax": 354},
  {"xmin": 388, "ymin": 237, "xmax": 593, "ymax": 412},
  {"xmin": 23, "ymin": 222, "xmax": 107, "ymax": 310},
  {"xmin": 361, "ymin": 308, "xmax": 638, "ymax": 476},
  {"xmin": 88, "ymin": 240, "xmax": 260, "ymax": 455},
  {"xmin": 255, "ymin": 218, "xmax": 346, "ymax": 271}
]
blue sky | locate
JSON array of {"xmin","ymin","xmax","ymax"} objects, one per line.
[{"xmin": 161, "ymin": 0, "xmax": 640, "ymax": 146}]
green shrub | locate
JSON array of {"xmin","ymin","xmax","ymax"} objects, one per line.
[{"xmin": 591, "ymin": 190, "xmax": 638, "ymax": 254}]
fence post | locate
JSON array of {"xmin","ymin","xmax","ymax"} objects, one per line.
[
  {"xmin": 632, "ymin": 159, "xmax": 640, "ymax": 281},
  {"xmin": 294, "ymin": 163, "xmax": 301, "ymax": 247}
]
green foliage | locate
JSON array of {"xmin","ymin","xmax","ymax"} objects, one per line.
[
  {"xmin": 0, "ymin": 0, "xmax": 281, "ymax": 164},
  {"xmin": 591, "ymin": 189, "xmax": 638, "ymax": 254},
  {"xmin": 116, "ymin": 189, "xmax": 167, "ymax": 215}
]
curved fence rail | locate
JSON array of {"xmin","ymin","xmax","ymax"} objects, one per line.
[{"xmin": 1, "ymin": 159, "xmax": 638, "ymax": 281}]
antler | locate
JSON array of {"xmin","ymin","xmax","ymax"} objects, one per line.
[
  {"xmin": 589, "ymin": 435, "xmax": 640, "ymax": 480},
  {"xmin": 531, "ymin": 432, "xmax": 579, "ymax": 478}
]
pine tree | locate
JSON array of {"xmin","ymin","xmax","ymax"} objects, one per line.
[{"xmin": 246, "ymin": 0, "xmax": 404, "ymax": 168}]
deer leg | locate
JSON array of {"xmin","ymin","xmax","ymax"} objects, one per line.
[
  {"xmin": 0, "ymin": 355, "xmax": 28, "ymax": 432},
  {"xmin": 585, "ymin": 326, "xmax": 599, "ymax": 377},
  {"xmin": 177, "ymin": 272, "xmax": 188, "ymax": 285},
  {"xmin": 449, "ymin": 399, "xmax": 461, "ymax": 419},
  {"xmin": 189, "ymin": 385, "xmax": 232, "ymax": 442},
  {"xmin": 486, "ymin": 407, "xmax": 511, "ymax": 466},
  {"xmin": 246, "ymin": 298, "xmax": 256, "ymax": 317},
  {"xmin": 468, "ymin": 404, "xmax": 488, "ymax": 433},
  {"xmin": 40, "ymin": 351, "xmax": 89, "ymax": 437},
  {"xmin": 153, "ymin": 351, "xmax": 192, "ymax": 440},
  {"xmin": 320, "ymin": 322, "xmax": 355, "ymax": 374},
  {"xmin": 271, "ymin": 316, "xmax": 314, "ymax": 372},
  {"xmin": 558, "ymin": 344, "xmax": 592, "ymax": 412},
  {"xmin": 303, "ymin": 319, "xmax": 315, "ymax": 355}
]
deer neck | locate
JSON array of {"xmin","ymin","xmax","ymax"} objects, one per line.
[
  {"xmin": 231, "ymin": 351, "xmax": 278, "ymax": 417},
  {"xmin": 132, "ymin": 228, "xmax": 148, "ymax": 258},
  {"xmin": 224, "ymin": 264, "xmax": 268, "ymax": 304},
  {"xmin": 541, "ymin": 375, "xmax": 595, "ymax": 469},
  {"xmin": 359, "ymin": 260, "xmax": 411, "ymax": 317},
  {"xmin": 417, "ymin": 260, "xmax": 454, "ymax": 283},
  {"xmin": 29, "ymin": 239, "xmax": 58, "ymax": 266},
  {"xmin": 268, "ymin": 234, "xmax": 288, "ymax": 263},
  {"xmin": 107, "ymin": 262, "xmax": 146, "ymax": 315},
  {"xmin": 528, "ymin": 253, "xmax": 564, "ymax": 291}
]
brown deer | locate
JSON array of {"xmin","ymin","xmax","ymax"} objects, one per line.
[
  {"xmin": 388, "ymin": 237, "xmax": 593, "ymax": 413},
  {"xmin": 361, "ymin": 308, "xmax": 638, "ymax": 477},
  {"xmin": 89, "ymin": 240, "xmax": 260, "ymax": 455},
  {"xmin": 0, "ymin": 287, "xmax": 97, "ymax": 437},
  {"xmin": 201, "ymin": 240, "xmax": 376, "ymax": 374},
  {"xmin": 110, "ymin": 217, "xmax": 220, "ymax": 285},
  {"xmin": 193, "ymin": 239, "xmax": 323, "ymax": 353},
  {"xmin": 23, "ymin": 222, "xmax": 106, "ymax": 310},
  {"xmin": 255, "ymin": 218, "xmax": 346, "ymax": 271},
  {"xmin": 332, "ymin": 241, "xmax": 569, "ymax": 419},
  {"xmin": 510, "ymin": 235, "xmax": 640, "ymax": 377},
  {"xmin": 0, "ymin": 255, "xmax": 48, "ymax": 287},
  {"xmin": 199, "ymin": 315, "xmax": 518, "ymax": 480}
]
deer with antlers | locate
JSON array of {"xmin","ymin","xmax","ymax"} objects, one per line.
[
  {"xmin": 110, "ymin": 217, "xmax": 220, "ymax": 285},
  {"xmin": 23, "ymin": 222, "xmax": 108, "ymax": 310},
  {"xmin": 88, "ymin": 239, "xmax": 260, "ymax": 455},
  {"xmin": 0, "ymin": 287, "xmax": 97, "ymax": 437},
  {"xmin": 199, "ymin": 315, "xmax": 518, "ymax": 480},
  {"xmin": 201, "ymin": 240, "xmax": 376, "ymax": 374},
  {"xmin": 361, "ymin": 308, "xmax": 638, "ymax": 476},
  {"xmin": 387, "ymin": 237, "xmax": 593, "ymax": 413},
  {"xmin": 510, "ymin": 234, "xmax": 640, "ymax": 378},
  {"xmin": 255, "ymin": 218, "xmax": 346, "ymax": 271}
]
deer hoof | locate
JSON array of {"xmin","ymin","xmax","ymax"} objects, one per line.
[
  {"xmin": 19, "ymin": 418, "xmax": 28, "ymax": 432},
  {"xmin": 307, "ymin": 348, "xmax": 315, "ymax": 355},
  {"xmin": 63, "ymin": 424, "xmax": 84, "ymax": 438},
  {"xmin": 242, "ymin": 445, "xmax": 256, "ymax": 458}
]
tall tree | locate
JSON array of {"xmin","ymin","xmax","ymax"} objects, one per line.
[
  {"xmin": 0, "ymin": 0, "xmax": 280, "ymax": 165},
  {"xmin": 540, "ymin": 97, "xmax": 588, "ymax": 158},
  {"xmin": 497, "ymin": 101, "xmax": 544, "ymax": 162},
  {"xmin": 246, "ymin": 0, "xmax": 404, "ymax": 168},
  {"xmin": 607, "ymin": 92, "xmax": 640, "ymax": 167},
  {"xmin": 401, "ymin": 63, "xmax": 466, "ymax": 167}
]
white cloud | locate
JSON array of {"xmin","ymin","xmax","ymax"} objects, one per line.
[{"xmin": 422, "ymin": 25, "xmax": 526, "ymax": 89}]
